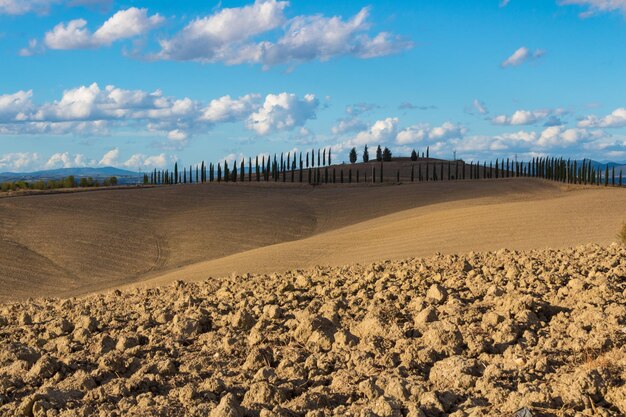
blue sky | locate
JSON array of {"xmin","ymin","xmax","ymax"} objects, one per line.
[{"xmin": 1, "ymin": 0, "xmax": 626, "ymax": 172}]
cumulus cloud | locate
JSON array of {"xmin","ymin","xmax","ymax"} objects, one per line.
[
  {"xmin": 578, "ymin": 108, "xmax": 626, "ymax": 128},
  {"xmin": 0, "ymin": 152, "xmax": 40, "ymax": 172},
  {"xmin": 98, "ymin": 148, "xmax": 119, "ymax": 166},
  {"xmin": 501, "ymin": 47, "xmax": 545, "ymax": 68},
  {"xmin": 156, "ymin": 1, "xmax": 412, "ymax": 66},
  {"xmin": 347, "ymin": 117, "xmax": 399, "ymax": 147},
  {"xmin": 36, "ymin": 8, "xmax": 163, "ymax": 51},
  {"xmin": 123, "ymin": 153, "xmax": 169, "ymax": 169},
  {"xmin": 0, "ymin": 84, "xmax": 318, "ymax": 141},
  {"xmin": 558, "ymin": 0, "xmax": 626, "ymax": 18},
  {"xmin": 247, "ymin": 93, "xmax": 319, "ymax": 135},
  {"xmin": 492, "ymin": 109, "xmax": 552, "ymax": 126},
  {"xmin": 200, "ymin": 94, "xmax": 261, "ymax": 123},
  {"xmin": 396, "ymin": 122, "xmax": 466, "ymax": 145},
  {"xmin": 44, "ymin": 152, "xmax": 93, "ymax": 169}
]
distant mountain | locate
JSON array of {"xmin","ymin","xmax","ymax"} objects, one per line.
[{"xmin": 0, "ymin": 167, "xmax": 142, "ymax": 184}]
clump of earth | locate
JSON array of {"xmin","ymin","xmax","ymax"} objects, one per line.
[{"xmin": 1, "ymin": 244, "xmax": 625, "ymax": 416}]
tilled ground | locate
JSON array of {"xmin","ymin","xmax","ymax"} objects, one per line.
[{"xmin": 1, "ymin": 244, "xmax": 625, "ymax": 417}]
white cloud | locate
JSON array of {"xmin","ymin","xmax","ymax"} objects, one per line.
[
  {"xmin": 123, "ymin": 153, "xmax": 169, "ymax": 169},
  {"xmin": 45, "ymin": 152, "xmax": 90, "ymax": 169},
  {"xmin": 200, "ymin": 94, "xmax": 261, "ymax": 123},
  {"xmin": 0, "ymin": 152, "xmax": 40, "ymax": 171},
  {"xmin": 537, "ymin": 126, "xmax": 601, "ymax": 147},
  {"xmin": 167, "ymin": 129, "xmax": 188, "ymax": 142},
  {"xmin": 41, "ymin": 8, "xmax": 163, "ymax": 50},
  {"xmin": 98, "ymin": 148, "xmax": 119, "ymax": 166},
  {"xmin": 396, "ymin": 122, "xmax": 466, "ymax": 145},
  {"xmin": 0, "ymin": 84, "xmax": 317, "ymax": 142},
  {"xmin": 558, "ymin": 0, "xmax": 626, "ymax": 17},
  {"xmin": 501, "ymin": 47, "xmax": 545, "ymax": 68},
  {"xmin": 260, "ymin": 8, "xmax": 412, "ymax": 66},
  {"xmin": 492, "ymin": 109, "xmax": 551, "ymax": 125},
  {"xmin": 156, "ymin": 1, "xmax": 412, "ymax": 66},
  {"xmin": 578, "ymin": 108, "xmax": 626, "ymax": 128},
  {"xmin": 349, "ymin": 117, "xmax": 399, "ymax": 146},
  {"xmin": 500, "ymin": 0, "xmax": 511, "ymax": 6},
  {"xmin": 247, "ymin": 93, "xmax": 319, "ymax": 135},
  {"xmin": 157, "ymin": 0, "xmax": 288, "ymax": 63},
  {"xmin": 0, "ymin": 90, "xmax": 34, "ymax": 121}
]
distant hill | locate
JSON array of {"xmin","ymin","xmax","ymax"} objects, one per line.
[{"xmin": 0, "ymin": 167, "xmax": 142, "ymax": 184}]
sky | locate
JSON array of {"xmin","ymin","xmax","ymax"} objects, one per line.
[{"xmin": 1, "ymin": 0, "xmax": 626, "ymax": 172}]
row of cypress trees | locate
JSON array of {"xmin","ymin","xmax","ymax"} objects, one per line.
[{"xmin": 148, "ymin": 152, "xmax": 624, "ymax": 187}]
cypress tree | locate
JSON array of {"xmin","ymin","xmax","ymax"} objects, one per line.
[
  {"xmin": 426, "ymin": 146, "xmax": 430, "ymax": 159},
  {"xmin": 217, "ymin": 163, "xmax": 222, "ymax": 182},
  {"xmin": 376, "ymin": 145, "xmax": 383, "ymax": 162},
  {"xmin": 318, "ymin": 149, "xmax": 321, "ymax": 167},
  {"xmin": 605, "ymin": 164, "xmax": 609, "ymax": 186},
  {"xmin": 323, "ymin": 149, "xmax": 326, "ymax": 166},
  {"xmin": 256, "ymin": 156, "xmax": 260, "ymax": 181},
  {"xmin": 241, "ymin": 159, "xmax": 245, "ymax": 182},
  {"xmin": 183, "ymin": 168, "xmax": 187, "ymax": 183},
  {"xmin": 266, "ymin": 157, "xmax": 271, "ymax": 181},
  {"xmin": 411, "ymin": 149, "xmax": 418, "ymax": 161},
  {"xmin": 174, "ymin": 162, "xmax": 179, "ymax": 184},
  {"xmin": 620, "ymin": 170, "xmax": 623, "ymax": 187},
  {"xmin": 329, "ymin": 149, "xmax": 332, "ymax": 165},
  {"xmin": 349, "ymin": 147, "xmax": 357, "ymax": 163},
  {"xmin": 363, "ymin": 145, "xmax": 369, "ymax": 163},
  {"xmin": 225, "ymin": 161, "xmax": 230, "ymax": 182},
  {"xmin": 233, "ymin": 163, "xmax": 238, "ymax": 182},
  {"xmin": 612, "ymin": 166, "xmax": 616, "ymax": 186},
  {"xmin": 495, "ymin": 159, "xmax": 499, "ymax": 179},
  {"xmin": 306, "ymin": 152, "xmax": 309, "ymax": 168}
]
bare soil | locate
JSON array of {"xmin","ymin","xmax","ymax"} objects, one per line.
[
  {"xmin": 1, "ymin": 178, "xmax": 625, "ymax": 302},
  {"xmin": 1, "ymin": 244, "xmax": 625, "ymax": 416}
]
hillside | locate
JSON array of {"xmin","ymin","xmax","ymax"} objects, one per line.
[{"xmin": 0, "ymin": 174, "xmax": 625, "ymax": 302}]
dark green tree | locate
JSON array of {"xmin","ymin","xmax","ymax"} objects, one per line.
[
  {"xmin": 174, "ymin": 162, "xmax": 178, "ymax": 184},
  {"xmin": 411, "ymin": 149, "xmax": 418, "ymax": 161},
  {"xmin": 349, "ymin": 147, "xmax": 357, "ymax": 163},
  {"xmin": 376, "ymin": 145, "xmax": 383, "ymax": 162},
  {"xmin": 382, "ymin": 147, "xmax": 392, "ymax": 162},
  {"xmin": 363, "ymin": 145, "xmax": 369, "ymax": 163}
]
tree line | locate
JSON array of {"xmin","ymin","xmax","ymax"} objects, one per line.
[
  {"xmin": 147, "ymin": 144, "xmax": 624, "ymax": 188},
  {"xmin": 0, "ymin": 175, "xmax": 119, "ymax": 193}
]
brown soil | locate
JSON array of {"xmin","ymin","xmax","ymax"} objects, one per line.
[
  {"xmin": 1, "ymin": 178, "xmax": 625, "ymax": 302},
  {"xmin": 1, "ymin": 244, "xmax": 625, "ymax": 416}
]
